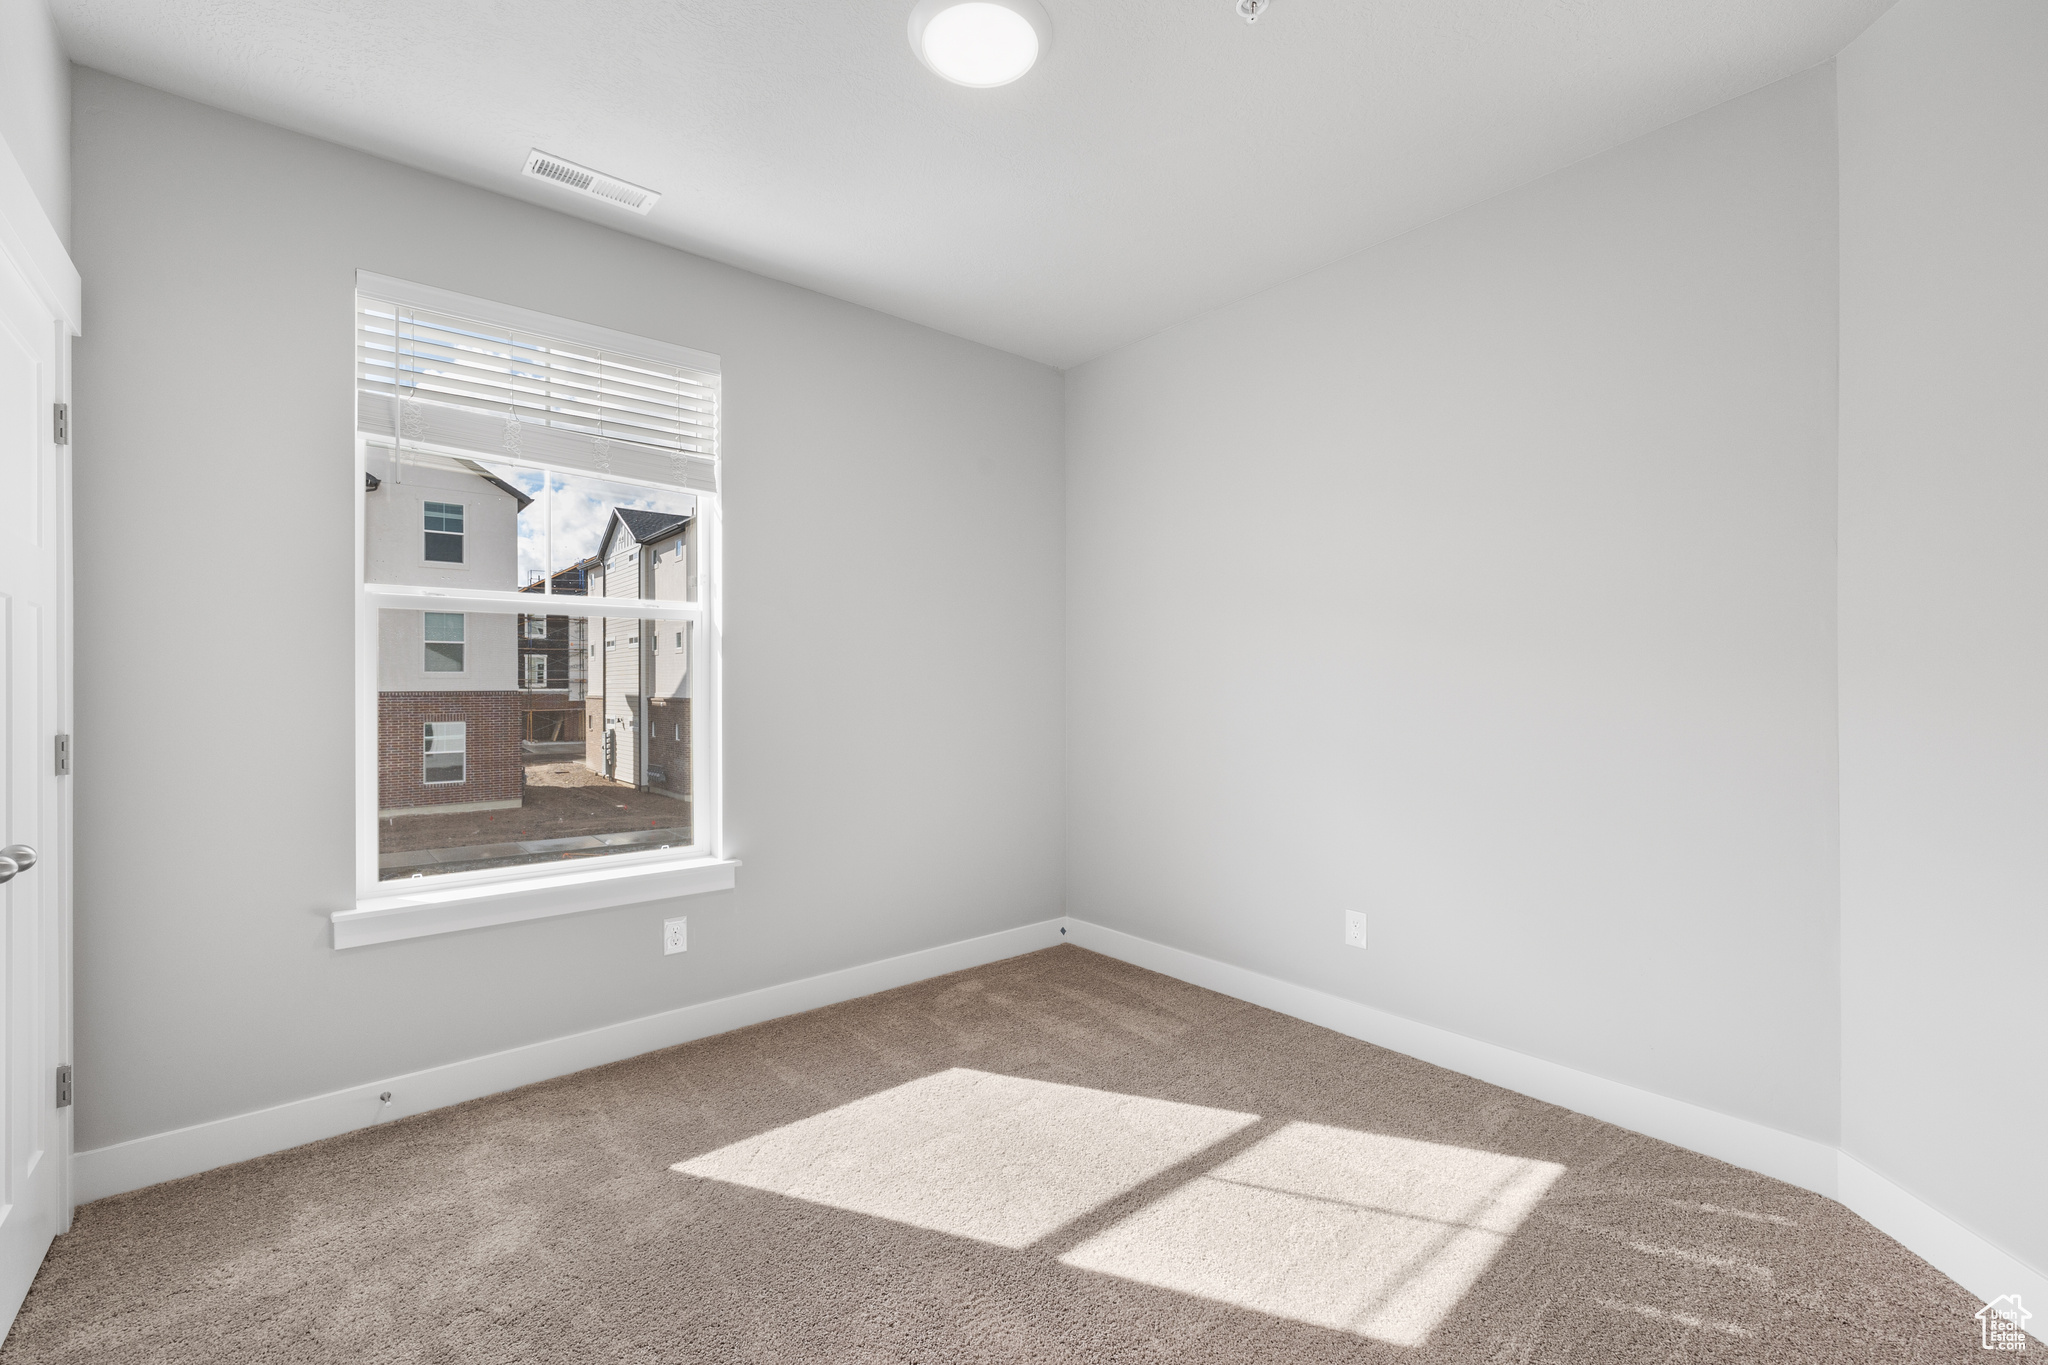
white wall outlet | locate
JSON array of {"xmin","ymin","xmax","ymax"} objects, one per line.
[
  {"xmin": 663, "ymin": 916, "xmax": 688, "ymax": 955},
  {"xmin": 1344, "ymin": 910, "xmax": 1368, "ymax": 949}
]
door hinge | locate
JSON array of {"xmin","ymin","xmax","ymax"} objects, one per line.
[
  {"xmin": 52, "ymin": 402, "xmax": 68, "ymax": 446},
  {"xmin": 54, "ymin": 733, "xmax": 70, "ymax": 776},
  {"xmin": 55, "ymin": 1065, "xmax": 71, "ymax": 1109}
]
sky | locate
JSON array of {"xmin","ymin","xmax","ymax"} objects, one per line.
[{"xmin": 485, "ymin": 463, "xmax": 694, "ymax": 586}]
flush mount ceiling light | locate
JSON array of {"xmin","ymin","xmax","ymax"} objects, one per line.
[{"xmin": 909, "ymin": 0, "xmax": 1051, "ymax": 88}]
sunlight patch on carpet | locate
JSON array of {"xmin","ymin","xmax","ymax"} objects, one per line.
[
  {"xmin": 671, "ymin": 1068, "xmax": 1259, "ymax": 1249},
  {"xmin": 1058, "ymin": 1122, "xmax": 1565, "ymax": 1346}
]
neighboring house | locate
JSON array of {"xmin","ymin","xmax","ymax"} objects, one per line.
[
  {"xmin": 517, "ymin": 556, "xmax": 596, "ymax": 745},
  {"xmin": 364, "ymin": 459, "xmax": 531, "ymax": 815},
  {"xmin": 585, "ymin": 507, "xmax": 696, "ymax": 806}
]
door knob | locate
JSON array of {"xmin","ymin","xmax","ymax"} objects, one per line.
[{"xmin": 0, "ymin": 845, "xmax": 35, "ymax": 885}]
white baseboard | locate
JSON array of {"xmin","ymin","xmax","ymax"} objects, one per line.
[
  {"xmin": 1836, "ymin": 1152, "xmax": 2047, "ymax": 1319},
  {"xmin": 1063, "ymin": 917, "xmax": 2046, "ymax": 1323},
  {"xmin": 73, "ymin": 917, "xmax": 1067, "ymax": 1203},
  {"xmin": 74, "ymin": 912, "xmax": 2045, "ymax": 1326},
  {"xmin": 1061, "ymin": 919, "xmax": 1840, "ymax": 1194}
]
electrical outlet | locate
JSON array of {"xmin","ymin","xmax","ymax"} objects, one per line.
[
  {"xmin": 663, "ymin": 916, "xmax": 688, "ymax": 955},
  {"xmin": 1344, "ymin": 910, "xmax": 1368, "ymax": 950}
]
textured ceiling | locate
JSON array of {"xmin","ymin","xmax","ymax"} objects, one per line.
[{"xmin": 52, "ymin": 0, "xmax": 1893, "ymax": 367}]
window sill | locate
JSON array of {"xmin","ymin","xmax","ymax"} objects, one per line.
[{"xmin": 333, "ymin": 855, "xmax": 738, "ymax": 949}]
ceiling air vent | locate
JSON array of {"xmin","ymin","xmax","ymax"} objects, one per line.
[{"xmin": 521, "ymin": 150, "xmax": 661, "ymax": 215}]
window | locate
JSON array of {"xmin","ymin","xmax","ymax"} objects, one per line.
[
  {"xmin": 423, "ymin": 722, "xmax": 466, "ymax": 784},
  {"xmin": 423, "ymin": 612, "xmax": 465, "ymax": 671},
  {"xmin": 424, "ymin": 501, "xmax": 464, "ymax": 562},
  {"xmin": 350, "ymin": 273, "xmax": 730, "ymax": 947}
]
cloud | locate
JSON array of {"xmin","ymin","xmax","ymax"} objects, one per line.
[{"xmin": 482, "ymin": 464, "xmax": 692, "ymax": 584}]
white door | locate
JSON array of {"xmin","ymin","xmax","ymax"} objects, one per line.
[{"xmin": 0, "ymin": 220, "xmax": 71, "ymax": 1322}]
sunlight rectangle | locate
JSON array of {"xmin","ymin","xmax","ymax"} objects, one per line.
[
  {"xmin": 672, "ymin": 1069, "xmax": 1259, "ymax": 1249},
  {"xmin": 1059, "ymin": 1122, "xmax": 1564, "ymax": 1346}
]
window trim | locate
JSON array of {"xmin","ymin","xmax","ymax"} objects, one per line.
[
  {"xmin": 349, "ymin": 278, "xmax": 727, "ymax": 948},
  {"xmin": 423, "ymin": 720, "xmax": 467, "ymax": 785},
  {"xmin": 333, "ymin": 854, "xmax": 738, "ymax": 948},
  {"xmin": 422, "ymin": 499, "xmax": 466, "ymax": 567},
  {"xmin": 422, "ymin": 611, "xmax": 466, "ymax": 674},
  {"xmin": 355, "ymin": 440, "xmax": 731, "ymax": 943}
]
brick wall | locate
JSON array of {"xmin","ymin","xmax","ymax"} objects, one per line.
[{"xmin": 378, "ymin": 691, "xmax": 523, "ymax": 812}]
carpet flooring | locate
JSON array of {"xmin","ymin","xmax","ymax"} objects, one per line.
[{"xmin": 0, "ymin": 946, "xmax": 2009, "ymax": 1363}]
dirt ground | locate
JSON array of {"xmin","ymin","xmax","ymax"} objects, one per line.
[{"xmin": 380, "ymin": 756, "xmax": 691, "ymax": 855}]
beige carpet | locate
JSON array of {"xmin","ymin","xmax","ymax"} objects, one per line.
[{"xmin": 1, "ymin": 946, "xmax": 2008, "ymax": 1362}]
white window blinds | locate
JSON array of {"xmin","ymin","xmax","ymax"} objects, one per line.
[{"xmin": 355, "ymin": 272, "xmax": 719, "ymax": 491}]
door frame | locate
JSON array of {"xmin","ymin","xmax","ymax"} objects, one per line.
[{"xmin": 0, "ymin": 140, "xmax": 82, "ymax": 1254}]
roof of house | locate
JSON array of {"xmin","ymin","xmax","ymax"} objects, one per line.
[
  {"xmin": 360, "ymin": 461, "xmax": 532, "ymax": 512},
  {"xmin": 613, "ymin": 508, "xmax": 691, "ymax": 544},
  {"xmin": 520, "ymin": 555, "xmax": 600, "ymax": 595},
  {"xmin": 454, "ymin": 458, "xmax": 534, "ymax": 513},
  {"xmin": 597, "ymin": 507, "xmax": 691, "ymax": 562}
]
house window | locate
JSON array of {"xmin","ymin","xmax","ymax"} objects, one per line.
[
  {"xmin": 423, "ymin": 613, "xmax": 465, "ymax": 671},
  {"xmin": 424, "ymin": 502, "xmax": 464, "ymax": 563},
  {"xmin": 356, "ymin": 274, "xmax": 725, "ymax": 936},
  {"xmin": 423, "ymin": 722, "xmax": 466, "ymax": 784}
]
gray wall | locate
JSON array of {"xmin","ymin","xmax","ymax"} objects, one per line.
[
  {"xmin": 1065, "ymin": 69, "xmax": 1842, "ymax": 1142},
  {"xmin": 1838, "ymin": 0, "xmax": 2048, "ymax": 1275},
  {"xmin": 0, "ymin": 0, "xmax": 68, "ymax": 240},
  {"xmin": 70, "ymin": 70, "xmax": 1064, "ymax": 1151}
]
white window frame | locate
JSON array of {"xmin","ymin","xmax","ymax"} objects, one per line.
[
  {"xmin": 423, "ymin": 611, "xmax": 466, "ymax": 673},
  {"xmin": 422, "ymin": 499, "xmax": 466, "ymax": 566},
  {"xmin": 522, "ymin": 615, "xmax": 548, "ymax": 640},
  {"xmin": 345, "ymin": 274, "xmax": 732, "ymax": 949},
  {"xmin": 521, "ymin": 654, "xmax": 549, "ymax": 688},
  {"xmin": 423, "ymin": 721, "xmax": 467, "ymax": 785}
]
